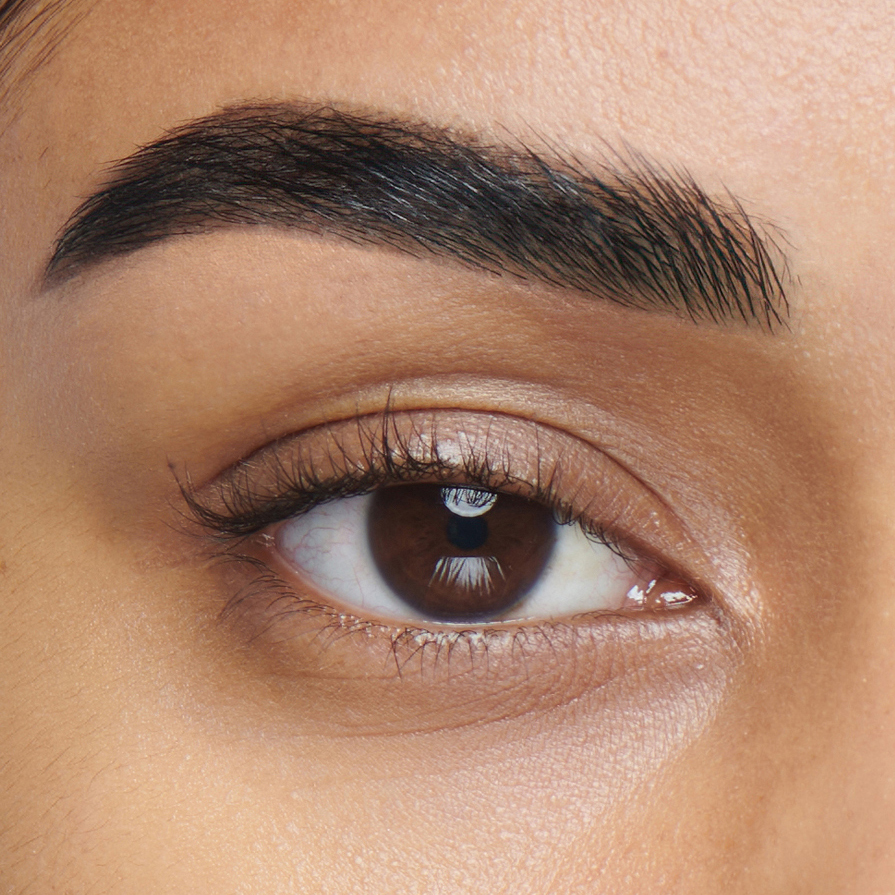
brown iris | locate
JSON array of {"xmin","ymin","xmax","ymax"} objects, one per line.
[{"xmin": 367, "ymin": 484, "xmax": 556, "ymax": 621}]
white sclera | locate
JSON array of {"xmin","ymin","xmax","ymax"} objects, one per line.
[{"xmin": 275, "ymin": 492, "xmax": 647, "ymax": 624}]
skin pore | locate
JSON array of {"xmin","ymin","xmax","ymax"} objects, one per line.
[{"xmin": 1, "ymin": 0, "xmax": 895, "ymax": 892}]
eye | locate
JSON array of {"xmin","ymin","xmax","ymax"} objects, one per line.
[
  {"xmin": 184, "ymin": 409, "xmax": 714, "ymax": 731},
  {"xmin": 274, "ymin": 482, "xmax": 694, "ymax": 625},
  {"xmin": 185, "ymin": 408, "xmax": 706, "ymax": 643}
]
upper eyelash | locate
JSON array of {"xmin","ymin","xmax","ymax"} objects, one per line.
[{"xmin": 180, "ymin": 410, "xmax": 632, "ymax": 561}]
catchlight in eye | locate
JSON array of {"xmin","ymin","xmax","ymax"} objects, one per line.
[{"xmin": 367, "ymin": 485, "xmax": 556, "ymax": 622}]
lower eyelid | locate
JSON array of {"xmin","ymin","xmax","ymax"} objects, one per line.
[{"xmin": 205, "ymin": 547, "xmax": 727, "ymax": 739}]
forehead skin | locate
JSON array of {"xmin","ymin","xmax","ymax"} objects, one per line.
[{"xmin": 2, "ymin": 0, "xmax": 895, "ymax": 892}]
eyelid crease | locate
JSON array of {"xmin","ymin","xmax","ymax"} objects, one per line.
[{"xmin": 180, "ymin": 407, "xmax": 708, "ymax": 592}]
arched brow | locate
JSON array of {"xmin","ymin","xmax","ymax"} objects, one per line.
[{"xmin": 47, "ymin": 102, "xmax": 791, "ymax": 330}]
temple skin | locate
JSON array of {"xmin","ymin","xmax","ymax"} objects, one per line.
[{"xmin": 1, "ymin": 0, "xmax": 895, "ymax": 892}]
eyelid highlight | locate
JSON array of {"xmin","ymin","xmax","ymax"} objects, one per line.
[{"xmin": 184, "ymin": 408, "xmax": 686, "ymax": 557}]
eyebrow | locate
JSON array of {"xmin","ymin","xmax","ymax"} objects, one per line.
[{"xmin": 46, "ymin": 103, "xmax": 789, "ymax": 328}]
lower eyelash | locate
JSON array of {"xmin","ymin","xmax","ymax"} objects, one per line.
[
  {"xmin": 206, "ymin": 539, "xmax": 713, "ymax": 736},
  {"xmin": 214, "ymin": 548, "xmax": 583, "ymax": 679}
]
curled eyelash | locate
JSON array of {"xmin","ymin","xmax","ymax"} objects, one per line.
[{"xmin": 181, "ymin": 408, "xmax": 635, "ymax": 562}]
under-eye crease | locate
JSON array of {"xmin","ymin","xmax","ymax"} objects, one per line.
[{"xmin": 182, "ymin": 408, "xmax": 705, "ymax": 673}]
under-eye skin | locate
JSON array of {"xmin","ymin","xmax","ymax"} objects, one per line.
[{"xmin": 182, "ymin": 408, "xmax": 724, "ymax": 732}]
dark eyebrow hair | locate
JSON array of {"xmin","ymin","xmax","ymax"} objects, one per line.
[{"xmin": 47, "ymin": 103, "xmax": 789, "ymax": 328}]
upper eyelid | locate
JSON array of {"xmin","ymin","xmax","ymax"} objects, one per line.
[
  {"xmin": 180, "ymin": 407, "xmax": 710, "ymax": 588},
  {"xmin": 182, "ymin": 408, "xmax": 588, "ymax": 536}
]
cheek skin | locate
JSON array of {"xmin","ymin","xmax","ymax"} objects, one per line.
[{"xmin": 0, "ymin": 496, "xmax": 731, "ymax": 891}]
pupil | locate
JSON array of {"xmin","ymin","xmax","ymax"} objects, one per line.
[
  {"xmin": 446, "ymin": 514, "xmax": 488, "ymax": 550},
  {"xmin": 367, "ymin": 483, "xmax": 556, "ymax": 622}
]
